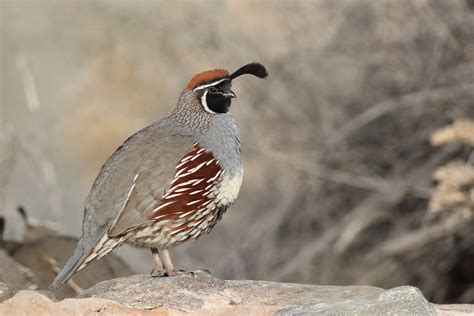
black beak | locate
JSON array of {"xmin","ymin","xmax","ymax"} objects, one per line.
[{"xmin": 224, "ymin": 91, "xmax": 236, "ymax": 98}]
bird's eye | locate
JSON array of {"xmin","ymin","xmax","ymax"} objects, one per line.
[{"xmin": 209, "ymin": 87, "xmax": 218, "ymax": 93}]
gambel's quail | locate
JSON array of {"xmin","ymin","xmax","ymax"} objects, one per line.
[{"xmin": 49, "ymin": 62, "xmax": 268, "ymax": 290}]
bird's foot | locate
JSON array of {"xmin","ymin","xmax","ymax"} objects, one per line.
[
  {"xmin": 151, "ymin": 268, "xmax": 168, "ymax": 277},
  {"xmin": 151, "ymin": 268, "xmax": 186, "ymax": 277},
  {"xmin": 178, "ymin": 269, "xmax": 212, "ymax": 278},
  {"xmin": 190, "ymin": 268, "xmax": 211, "ymax": 276},
  {"xmin": 151, "ymin": 269, "xmax": 211, "ymax": 278}
]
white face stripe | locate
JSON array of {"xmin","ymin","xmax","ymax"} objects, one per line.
[
  {"xmin": 200, "ymin": 90, "xmax": 216, "ymax": 114},
  {"xmin": 193, "ymin": 78, "xmax": 229, "ymax": 92}
]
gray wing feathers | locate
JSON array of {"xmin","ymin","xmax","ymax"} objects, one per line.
[{"xmin": 84, "ymin": 122, "xmax": 195, "ymax": 237}]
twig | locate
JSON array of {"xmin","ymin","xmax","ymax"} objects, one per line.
[
  {"xmin": 327, "ymin": 83, "xmax": 474, "ymax": 146},
  {"xmin": 43, "ymin": 255, "xmax": 83, "ymax": 294},
  {"xmin": 371, "ymin": 214, "xmax": 468, "ymax": 259}
]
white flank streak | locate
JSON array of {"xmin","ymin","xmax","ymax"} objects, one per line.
[
  {"xmin": 193, "ymin": 78, "xmax": 229, "ymax": 91},
  {"xmin": 175, "ymin": 167, "xmax": 189, "ymax": 178},
  {"xmin": 189, "ymin": 190, "xmax": 203, "ymax": 195},
  {"xmin": 179, "ymin": 210, "xmax": 196, "ymax": 218},
  {"xmin": 178, "ymin": 172, "xmax": 191, "ymax": 178},
  {"xmin": 193, "ymin": 178, "xmax": 205, "ymax": 185},
  {"xmin": 205, "ymin": 159, "xmax": 214, "ymax": 166},
  {"xmin": 181, "ymin": 155, "xmax": 193, "ymax": 162},
  {"xmin": 197, "ymin": 148, "xmax": 205, "ymax": 154},
  {"xmin": 176, "ymin": 179, "xmax": 198, "ymax": 187},
  {"xmin": 175, "ymin": 187, "xmax": 191, "ymax": 193},
  {"xmin": 190, "ymin": 153, "xmax": 203, "ymax": 161},
  {"xmin": 186, "ymin": 200, "xmax": 202, "ymax": 206},
  {"xmin": 152, "ymin": 201, "xmax": 175, "ymax": 213},
  {"xmin": 169, "ymin": 177, "xmax": 180, "ymax": 186},
  {"xmin": 200, "ymin": 90, "xmax": 216, "ymax": 114},
  {"xmin": 205, "ymin": 183, "xmax": 214, "ymax": 191},
  {"xmin": 164, "ymin": 193, "xmax": 183, "ymax": 199},
  {"xmin": 189, "ymin": 161, "xmax": 207, "ymax": 173},
  {"xmin": 207, "ymin": 170, "xmax": 222, "ymax": 183},
  {"xmin": 169, "ymin": 179, "xmax": 196, "ymax": 192},
  {"xmin": 175, "ymin": 160, "xmax": 188, "ymax": 169}
]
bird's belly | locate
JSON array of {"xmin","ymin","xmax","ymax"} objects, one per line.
[
  {"xmin": 123, "ymin": 171, "xmax": 243, "ymax": 249},
  {"xmin": 212, "ymin": 171, "xmax": 243, "ymax": 206}
]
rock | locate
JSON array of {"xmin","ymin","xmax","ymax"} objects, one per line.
[
  {"xmin": 0, "ymin": 282, "xmax": 16, "ymax": 303},
  {"xmin": 77, "ymin": 273, "xmax": 427, "ymax": 314},
  {"xmin": 0, "ymin": 273, "xmax": 472, "ymax": 315},
  {"xmin": 275, "ymin": 286, "xmax": 435, "ymax": 315},
  {"xmin": 434, "ymin": 304, "xmax": 474, "ymax": 315},
  {"xmin": 0, "ymin": 291, "xmax": 142, "ymax": 315},
  {"xmin": 0, "ymin": 207, "xmax": 134, "ymax": 299},
  {"xmin": 0, "ymin": 250, "xmax": 35, "ymax": 290},
  {"xmin": 11, "ymin": 236, "xmax": 133, "ymax": 300}
]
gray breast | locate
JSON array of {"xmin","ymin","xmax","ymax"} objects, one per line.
[{"xmin": 197, "ymin": 113, "xmax": 243, "ymax": 177}]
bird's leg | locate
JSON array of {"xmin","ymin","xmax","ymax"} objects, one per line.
[
  {"xmin": 153, "ymin": 248, "xmax": 210, "ymax": 277},
  {"xmin": 160, "ymin": 249, "xmax": 212, "ymax": 277},
  {"xmin": 151, "ymin": 248, "xmax": 166, "ymax": 277},
  {"xmin": 158, "ymin": 248, "xmax": 177, "ymax": 276}
]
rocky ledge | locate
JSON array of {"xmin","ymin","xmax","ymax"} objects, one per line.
[{"xmin": 0, "ymin": 273, "xmax": 472, "ymax": 315}]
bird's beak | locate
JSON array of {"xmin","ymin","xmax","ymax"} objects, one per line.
[{"xmin": 224, "ymin": 91, "xmax": 236, "ymax": 99}]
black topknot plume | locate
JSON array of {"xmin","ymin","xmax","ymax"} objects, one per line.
[{"xmin": 230, "ymin": 62, "xmax": 268, "ymax": 80}]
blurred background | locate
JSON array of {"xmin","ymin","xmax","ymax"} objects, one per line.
[{"xmin": 1, "ymin": 0, "xmax": 473, "ymax": 303}]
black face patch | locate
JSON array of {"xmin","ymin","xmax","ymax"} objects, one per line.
[
  {"xmin": 196, "ymin": 80, "xmax": 234, "ymax": 114},
  {"xmin": 206, "ymin": 92, "xmax": 232, "ymax": 113}
]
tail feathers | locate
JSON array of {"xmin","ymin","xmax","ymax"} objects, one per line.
[
  {"xmin": 48, "ymin": 240, "xmax": 93, "ymax": 291},
  {"xmin": 48, "ymin": 233, "xmax": 120, "ymax": 291}
]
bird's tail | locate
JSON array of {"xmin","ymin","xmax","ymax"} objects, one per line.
[
  {"xmin": 48, "ymin": 238, "xmax": 93, "ymax": 290},
  {"xmin": 48, "ymin": 231, "xmax": 118, "ymax": 291}
]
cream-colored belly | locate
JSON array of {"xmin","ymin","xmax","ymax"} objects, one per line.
[{"xmin": 213, "ymin": 170, "xmax": 243, "ymax": 206}]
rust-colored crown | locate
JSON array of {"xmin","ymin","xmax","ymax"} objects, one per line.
[
  {"xmin": 186, "ymin": 62, "xmax": 268, "ymax": 91},
  {"xmin": 187, "ymin": 69, "xmax": 229, "ymax": 90}
]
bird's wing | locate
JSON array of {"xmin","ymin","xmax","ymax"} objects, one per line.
[
  {"xmin": 103, "ymin": 128, "xmax": 224, "ymax": 237},
  {"xmin": 82, "ymin": 122, "xmax": 191, "ymax": 236}
]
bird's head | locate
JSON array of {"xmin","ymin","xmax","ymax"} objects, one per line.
[{"xmin": 185, "ymin": 62, "xmax": 268, "ymax": 114}]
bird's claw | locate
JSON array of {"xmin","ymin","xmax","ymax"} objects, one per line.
[
  {"xmin": 151, "ymin": 268, "xmax": 167, "ymax": 277},
  {"xmin": 151, "ymin": 268, "xmax": 211, "ymax": 278}
]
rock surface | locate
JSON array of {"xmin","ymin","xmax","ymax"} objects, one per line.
[
  {"xmin": 0, "ymin": 273, "xmax": 472, "ymax": 315},
  {"xmin": 11, "ymin": 235, "xmax": 133, "ymax": 299},
  {"xmin": 0, "ymin": 207, "xmax": 134, "ymax": 300},
  {"xmin": 0, "ymin": 291, "xmax": 144, "ymax": 315},
  {"xmin": 0, "ymin": 282, "xmax": 17, "ymax": 303},
  {"xmin": 0, "ymin": 250, "xmax": 35, "ymax": 291}
]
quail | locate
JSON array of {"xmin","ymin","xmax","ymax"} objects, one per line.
[{"xmin": 49, "ymin": 62, "xmax": 268, "ymax": 290}]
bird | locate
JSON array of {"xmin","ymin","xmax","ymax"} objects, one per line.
[{"xmin": 48, "ymin": 62, "xmax": 268, "ymax": 290}]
